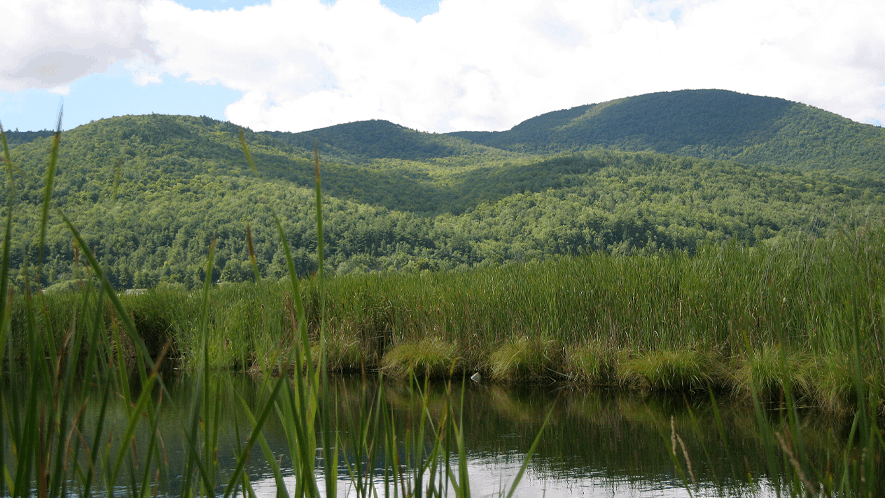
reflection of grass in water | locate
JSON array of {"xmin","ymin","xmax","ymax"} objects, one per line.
[
  {"xmin": 485, "ymin": 385, "xmax": 552, "ymax": 423},
  {"xmin": 0, "ymin": 117, "xmax": 548, "ymax": 496}
]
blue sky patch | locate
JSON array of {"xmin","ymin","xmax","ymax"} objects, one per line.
[
  {"xmin": 0, "ymin": 63, "xmax": 240, "ymax": 132},
  {"xmin": 175, "ymin": 0, "xmax": 440, "ymax": 20}
]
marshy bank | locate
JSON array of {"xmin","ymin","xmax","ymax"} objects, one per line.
[{"xmin": 13, "ymin": 222, "xmax": 885, "ymax": 416}]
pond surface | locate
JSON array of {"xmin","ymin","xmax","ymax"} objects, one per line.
[
  {"xmin": 173, "ymin": 374, "xmax": 845, "ymax": 497},
  {"xmin": 2, "ymin": 373, "xmax": 856, "ymax": 497}
]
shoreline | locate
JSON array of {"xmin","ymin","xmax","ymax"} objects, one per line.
[{"xmin": 12, "ymin": 229, "xmax": 884, "ymax": 417}]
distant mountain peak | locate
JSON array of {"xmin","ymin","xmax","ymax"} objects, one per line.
[{"xmin": 448, "ymin": 89, "xmax": 885, "ymax": 171}]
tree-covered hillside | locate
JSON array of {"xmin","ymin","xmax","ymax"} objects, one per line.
[
  {"xmin": 9, "ymin": 90, "xmax": 883, "ymax": 174},
  {"xmin": 1, "ymin": 129, "xmax": 57, "ymax": 149},
  {"xmin": 453, "ymin": 89, "xmax": 885, "ymax": 173},
  {"xmin": 265, "ymin": 120, "xmax": 473, "ymax": 163},
  {"xmin": 3, "ymin": 89, "xmax": 884, "ymax": 290},
  {"xmin": 3, "ymin": 109, "xmax": 883, "ymax": 291}
]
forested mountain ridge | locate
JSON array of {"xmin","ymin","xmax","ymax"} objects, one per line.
[
  {"xmin": 3, "ymin": 90, "xmax": 885, "ymax": 291},
  {"xmin": 260, "ymin": 89, "xmax": 885, "ymax": 174},
  {"xmin": 450, "ymin": 89, "xmax": 885, "ymax": 173},
  {"xmin": 2, "ymin": 129, "xmax": 57, "ymax": 149},
  {"xmin": 264, "ymin": 120, "xmax": 502, "ymax": 163},
  {"xmin": 9, "ymin": 89, "xmax": 883, "ymax": 172}
]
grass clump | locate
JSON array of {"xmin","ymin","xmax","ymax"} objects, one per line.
[
  {"xmin": 119, "ymin": 286, "xmax": 194, "ymax": 363},
  {"xmin": 322, "ymin": 328, "xmax": 365, "ymax": 372},
  {"xmin": 617, "ymin": 349, "xmax": 717, "ymax": 392},
  {"xmin": 735, "ymin": 344, "xmax": 816, "ymax": 402},
  {"xmin": 810, "ymin": 354, "xmax": 885, "ymax": 418},
  {"xmin": 563, "ymin": 340, "xmax": 617, "ymax": 385},
  {"xmin": 381, "ymin": 336, "xmax": 459, "ymax": 378},
  {"xmin": 489, "ymin": 337, "xmax": 559, "ymax": 382}
]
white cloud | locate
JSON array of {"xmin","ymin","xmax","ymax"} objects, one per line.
[
  {"xmin": 48, "ymin": 86, "xmax": 72, "ymax": 96},
  {"xmin": 1, "ymin": 0, "xmax": 159, "ymax": 91},
  {"xmin": 7, "ymin": 0, "xmax": 885, "ymax": 132}
]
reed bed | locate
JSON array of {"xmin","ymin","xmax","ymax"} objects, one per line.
[
  {"xmin": 25, "ymin": 221, "xmax": 883, "ymax": 414},
  {"xmin": 315, "ymin": 225, "xmax": 885, "ymax": 411}
]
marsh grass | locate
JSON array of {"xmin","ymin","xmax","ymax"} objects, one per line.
[
  {"xmin": 315, "ymin": 328, "xmax": 363, "ymax": 372},
  {"xmin": 381, "ymin": 336, "xmax": 459, "ymax": 379},
  {"xmin": 19, "ymin": 221, "xmax": 885, "ymax": 413},
  {"xmin": 0, "ymin": 117, "xmax": 548, "ymax": 497},
  {"xmin": 36, "ymin": 221, "xmax": 881, "ymax": 416},
  {"xmin": 489, "ymin": 337, "xmax": 559, "ymax": 383},
  {"xmin": 617, "ymin": 349, "xmax": 719, "ymax": 392},
  {"xmin": 664, "ymin": 235, "xmax": 885, "ymax": 497},
  {"xmin": 735, "ymin": 345, "xmax": 817, "ymax": 402},
  {"xmin": 563, "ymin": 340, "xmax": 617, "ymax": 385}
]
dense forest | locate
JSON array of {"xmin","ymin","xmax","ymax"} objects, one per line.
[
  {"xmin": 3, "ymin": 129, "xmax": 56, "ymax": 149},
  {"xmin": 2, "ymin": 89, "xmax": 884, "ymax": 290}
]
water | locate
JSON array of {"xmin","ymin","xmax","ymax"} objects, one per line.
[
  {"xmin": 1, "ymin": 373, "xmax": 857, "ymax": 496},
  {"xmin": 167, "ymin": 375, "xmax": 815, "ymax": 497}
]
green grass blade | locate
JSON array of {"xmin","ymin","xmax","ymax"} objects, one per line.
[
  {"xmin": 111, "ymin": 157, "xmax": 122, "ymax": 205},
  {"xmin": 0, "ymin": 154, "xmax": 15, "ymax": 368},
  {"xmin": 222, "ymin": 376, "xmax": 288, "ymax": 498},
  {"xmin": 37, "ymin": 107, "xmax": 63, "ymax": 285},
  {"xmin": 0, "ymin": 120, "xmax": 9, "ymax": 162},
  {"xmin": 107, "ymin": 374, "xmax": 158, "ymax": 489},
  {"xmin": 56, "ymin": 209, "xmax": 159, "ymax": 377},
  {"xmin": 81, "ymin": 381, "xmax": 112, "ymax": 498},
  {"xmin": 238, "ymin": 129, "xmax": 260, "ymax": 178},
  {"xmin": 246, "ymin": 224, "xmax": 261, "ymax": 283},
  {"xmin": 503, "ymin": 402, "xmax": 555, "ymax": 498},
  {"xmin": 0, "ymin": 122, "xmax": 13, "ymax": 330},
  {"xmin": 311, "ymin": 141, "xmax": 338, "ymax": 498}
]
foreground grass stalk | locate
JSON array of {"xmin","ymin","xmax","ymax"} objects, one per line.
[
  {"xmin": 242, "ymin": 129, "xmax": 322, "ymax": 496},
  {"xmin": 0, "ymin": 121, "xmax": 15, "ymax": 362},
  {"xmin": 36, "ymin": 108, "xmax": 63, "ymax": 286},
  {"xmin": 313, "ymin": 141, "xmax": 338, "ymax": 498},
  {"xmin": 0, "ymin": 122, "xmax": 13, "ymax": 496}
]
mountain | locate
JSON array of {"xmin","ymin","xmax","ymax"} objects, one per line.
[
  {"xmin": 9, "ymin": 90, "xmax": 884, "ymax": 173},
  {"xmin": 265, "ymin": 120, "xmax": 460, "ymax": 162},
  {"xmin": 255, "ymin": 89, "xmax": 885, "ymax": 173},
  {"xmin": 449, "ymin": 89, "xmax": 885, "ymax": 173},
  {"xmin": 2, "ymin": 90, "xmax": 885, "ymax": 290}
]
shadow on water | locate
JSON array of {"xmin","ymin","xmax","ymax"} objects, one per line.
[{"xmin": 4, "ymin": 372, "xmax": 868, "ymax": 497}]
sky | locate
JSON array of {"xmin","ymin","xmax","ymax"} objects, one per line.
[{"xmin": 1, "ymin": 0, "xmax": 884, "ymax": 134}]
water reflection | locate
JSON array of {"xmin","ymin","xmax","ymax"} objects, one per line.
[
  {"xmin": 185, "ymin": 375, "xmax": 829, "ymax": 497},
  {"xmin": 2, "ymin": 373, "xmax": 856, "ymax": 497}
]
